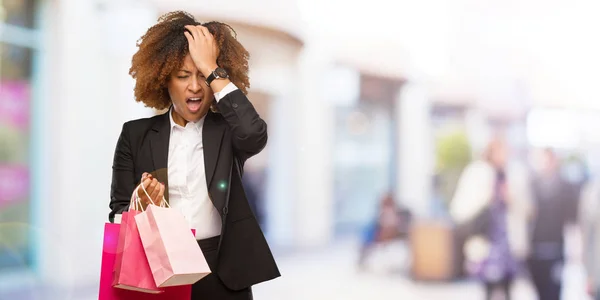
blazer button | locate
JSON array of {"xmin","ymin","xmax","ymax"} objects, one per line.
[{"xmin": 232, "ymin": 103, "xmax": 238, "ymax": 109}]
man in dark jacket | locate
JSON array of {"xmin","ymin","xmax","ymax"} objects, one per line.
[{"xmin": 528, "ymin": 149, "xmax": 580, "ymax": 300}]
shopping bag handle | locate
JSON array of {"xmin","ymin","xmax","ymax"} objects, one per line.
[{"xmin": 128, "ymin": 185, "xmax": 143, "ymax": 212}]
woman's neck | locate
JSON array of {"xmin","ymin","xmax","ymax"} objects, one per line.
[{"xmin": 171, "ymin": 109, "xmax": 188, "ymax": 127}]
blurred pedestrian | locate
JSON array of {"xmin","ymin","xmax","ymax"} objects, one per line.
[
  {"xmin": 450, "ymin": 137, "xmax": 532, "ymax": 300},
  {"xmin": 579, "ymin": 174, "xmax": 600, "ymax": 299},
  {"xmin": 528, "ymin": 149, "xmax": 580, "ymax": 300},
  {"xmin": 357, "ymin": 193, "xmax": 409, "ymax": 269}
]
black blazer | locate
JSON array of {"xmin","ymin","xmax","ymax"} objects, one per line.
[{"xmin": 108, "ymin": 89, "xmax": 280, "ymax": 290}]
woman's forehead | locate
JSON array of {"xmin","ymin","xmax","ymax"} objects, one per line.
[{"xmin": 178, "ymin": 55, "xmax": 198, "ymax": 71}]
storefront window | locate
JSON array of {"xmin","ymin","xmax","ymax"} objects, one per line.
[
  {"xmin": 1, "ymin": 0, "xmax": 36, "ymax": 28},
  {"xmin": 0, "ymin": 41, "xmax": 34, "ymax": 270},
  {"xmin": 333, "ymin": 104, "xmax": 393, "ymax": 233}
]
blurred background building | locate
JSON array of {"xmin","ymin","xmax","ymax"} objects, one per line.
[{"xmin": 1, "ymin": 0, "xmax": 600, "ymax": 299}]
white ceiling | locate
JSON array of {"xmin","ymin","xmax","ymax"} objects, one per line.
[
  {"xmin": 301, "ymin": 0, "xmax": 600, "ymax": 109},
  {"xmin": 146, "ymin": 0, "xmax": 600, "ymax": 109}
]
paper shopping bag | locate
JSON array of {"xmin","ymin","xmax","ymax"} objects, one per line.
[
  {"xmin": 135, "ymin": 205, "xmax": 211, "ymax": 287},
  {"xmin": 98, "ymin": 222, "xmax": 193, "ymax": 300},
  {"xmin": 112, "ymin": 211, "xmax": 161, "ymax": 293}
]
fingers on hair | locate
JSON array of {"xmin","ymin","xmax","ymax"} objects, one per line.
[{"xmin": 129, "ymin": 12, "xmax": 250, "ymax": 110}]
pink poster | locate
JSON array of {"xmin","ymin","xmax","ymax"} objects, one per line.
[
  {"xmin": 0, "ymin": 165, "xmax": 29, "ymax": 208},
  {"xmin": 0, "ymin": 81, "xmax": 30, "ymax": 130}
]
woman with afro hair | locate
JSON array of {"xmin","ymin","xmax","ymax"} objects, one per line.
[{"xmin": 108, "ymin": 11, "xmax": 280, "ymax": 299}]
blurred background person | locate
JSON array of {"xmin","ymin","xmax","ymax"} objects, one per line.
[
  {"xmin": 356, "ymin": 192, "xmax": 411, "ymax": 270},
  {"xmin": 450, "ymin": 137, "xmax": 532, "ymax": 300},
  {"xmin": 579, "ymin": 171, "xmax": 600, "ymax": 300},
  {"xmin": 527, "ymin": 149, "xmax": 581, "ymax": 300}
]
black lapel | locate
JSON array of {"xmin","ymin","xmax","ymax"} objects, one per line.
[
  {"xmin": 203, "ymin": 111, "xmax": 226, "ymax": 187},
  {"xmin": 149, "ymin": 111, "xmax": 171, "ymax": 201}
]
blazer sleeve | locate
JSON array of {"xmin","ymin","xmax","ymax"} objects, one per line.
[
  {"xmin": 108, "ymin": 122, "xmax": 136, "ymax": 222},
  {"xmin": 216, "ymin": 89, "xmax": 268, "ymax": 162}
]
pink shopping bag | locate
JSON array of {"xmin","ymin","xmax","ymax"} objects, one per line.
[
  {"xmin": 98, "ymin": 222, "xmax": 193, "ymax": 299},
  {"xmin": 112, "ymin": 210, "xmax": 161, "ymax": 293},
  {"xmin": 135, "ymin": 195, "xmax": 211, "ymax": 288},
  {"xmin": 112, "ymin": 186, "xmax": 160, "ymax": 293}
]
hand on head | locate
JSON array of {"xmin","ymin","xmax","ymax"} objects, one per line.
[{"xmin": 184, "ymin": 25, "xmax": 219, "ymax": 77}]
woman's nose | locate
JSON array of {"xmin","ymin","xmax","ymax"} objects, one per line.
[{"xmin": 189, "ymin": 77, "xmax": 202, "ymax": 93}]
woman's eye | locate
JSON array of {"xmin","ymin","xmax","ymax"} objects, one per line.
[{"xmin": 177, "ymin": 76, "xmax": 189, "ymax": 79}]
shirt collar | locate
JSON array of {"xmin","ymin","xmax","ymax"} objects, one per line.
[{"xmin": 169, "ymin": 106, "xmax": 205, "ymax": 132}]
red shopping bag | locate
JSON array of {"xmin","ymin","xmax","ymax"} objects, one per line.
[{"xmin": 112, "ymin": 210, "xmax": 161, "ymax": 293}]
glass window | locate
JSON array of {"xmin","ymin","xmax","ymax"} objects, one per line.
[
  {"xmin": 1, "ymin": 42, "xmax": 33, "ymax": 80},
  {"xmin": 333, "ymin": 104, "xmax": 393, "ymax": 234},
  {"xmin": 1, "ymin": 0, "xmax": 36, "ymax": 28},
  {"xmin": 0, "ymin": 42, "xmax": 32, "ymax": 270}
]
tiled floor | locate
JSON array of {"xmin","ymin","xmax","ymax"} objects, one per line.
[
  {"xmin": 254, "ymin": 239, "xmax": 589, "ymax": 300},
  {"xmin": 0, "ymin": 239, "xmax": 590, "ymax": 300},
  {"xmin": 254, "ymin": 240, "xmax": 537, "ymax": 300}
]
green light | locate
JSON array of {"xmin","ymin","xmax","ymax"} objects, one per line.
[{"xmin": 218, "ymin": 180, "xmax": 227, "ymax": 191}]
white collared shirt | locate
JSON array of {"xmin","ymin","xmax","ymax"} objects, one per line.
[{"xmin": 168, "ymin": 82, "xmax": 238, "ymax": 239}]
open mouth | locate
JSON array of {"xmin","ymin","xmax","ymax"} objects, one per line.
[{"xmin": 186, "ymin": 97, "xmax": 202, "ymax": 113}]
